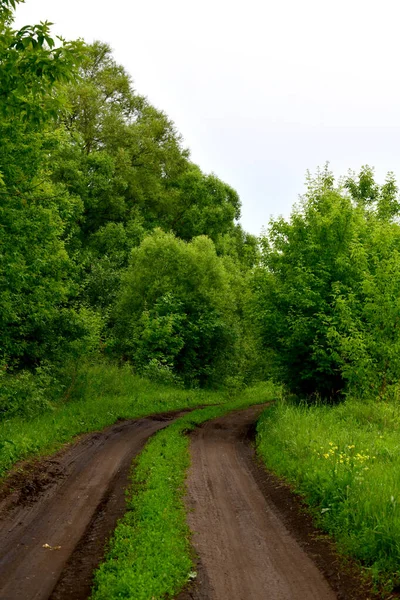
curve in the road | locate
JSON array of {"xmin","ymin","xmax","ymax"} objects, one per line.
[
  {"xmin": 0, "ymin": 413, "xmax": 179, "ymax": 600},
  {"xmin": 179, "ymin": 405, "xmax": 337, "ymax": 600}
]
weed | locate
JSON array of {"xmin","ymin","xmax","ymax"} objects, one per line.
[
  {"xmin": 0, "ymin": 361, "xmax": 273, "ymax": 479},
  {"xmin": 256, "ymin": 398, "xmax": 400, "ymax": 591}
]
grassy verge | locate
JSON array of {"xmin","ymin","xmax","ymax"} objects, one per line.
[
  {"xmin": 256, "ymin": 399, "xmax": 400, "ymax": 594},
  {"xmin": 0, "ymin": 360, "xmax": 247, "ymax": 479},
  {"xmin": 91, "ymin": 383, "xmax": 277, "ymax": 600}
]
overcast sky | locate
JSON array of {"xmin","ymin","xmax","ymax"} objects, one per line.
[{"xmin": 15, "ymin": 0, "xmax": 400, "ymax": 235}]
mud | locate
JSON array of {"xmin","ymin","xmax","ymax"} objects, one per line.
[
  {"xmin": 178, "ymin": 406, "xmax": 379, "ymax": 600},
  {"xmin": 0, "ymin": 413, "xmax": 179, "ymax": 600},
  {"xmin": 0, "ymin": 405, "xmax": 385, "ymax": 600}
]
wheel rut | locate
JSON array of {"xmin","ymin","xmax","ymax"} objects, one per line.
[
  {"xmin": 178, "ymin": 406, "xmax": 338, "ymax": 600},
  {"xmin": 0, "ymin": 406, "xmax": 379, "ymax": 600},
  {"xmin": 0, "ymin": 412, "xmax": 180, "ymax": 600}
]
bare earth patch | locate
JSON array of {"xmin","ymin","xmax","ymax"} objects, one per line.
[
  {"xmin": 178, "ymin": 406, "xmax": 381, "ymax": 600},
  {"xmin": 0, "ymin": 413, "xmax": 180, "ymax": 600}
]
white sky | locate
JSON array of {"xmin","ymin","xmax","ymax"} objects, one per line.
[{"xmin": 15, "ymin": 0, "xmax": 400, "ymax": 235}]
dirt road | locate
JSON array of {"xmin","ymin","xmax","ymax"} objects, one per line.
[
  {"xmin": 0, "ymin": 413, "xmax": 179, "ymax": 600},
  {"xmin": 0, "ymin": 406, "xmax": 376, "ymax": 600},
  {"xmin": 179, "ymin": 406, "xmax": 338, "ymax": 600}
]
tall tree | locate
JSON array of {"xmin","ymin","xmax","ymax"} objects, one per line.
[{"xmin": 0, "ymin": 1, "xmax": 99, "ymax": 374}]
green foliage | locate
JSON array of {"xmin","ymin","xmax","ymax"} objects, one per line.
[
  {"xmin": 48, "ymin": 40, "xmax": 251, "ymax": 323},
  {"xmin": 0, "ymin": 3, "xmax": 83, "ymax": 123},
  {"xmin": 115, "ymin": 230, "xmax": 246, "ymax": 386},
  {"xmin": 141, "ymin": 358, "xmax": 184, "ymax": 387},
  {"xmin": 325, "ymin": 220, "xmax": 400, "ymax": 400},
  {"xmin": 257, "ymin": 398, "xmax": 400, "ymax": 592},
  {"xmin": 252, "ymin": 165, "xmax": 400, "ymax": 400},
  {"xmin": 167, "ymin": 163, "xmax": 241, "ymax": 242},
  {"xmin": 60, "ymin": 42, "xmax": 242, "ymax": 248},
  {"xmin": 215, "ymin": 224, "xmax": 260, "ymax": 269},
  {"xmin": 91, "ymin": 383, "xmax": 278, "ymax": 600},
  {"xmin": 58, "ymin": 41, "xmax": 188, "ymax": 232},
  {"xmin": 0, "ymin": 6, "xmax": 99, "ymax": 389},
  {"xmin": 57, "ymin": 42, "xmax": 244, "ymax": 251},
  {"xmin": 0, "ymin": 363, "xmax": 56, "ymax": 418},
  {"xmin": 0, "ymin": 15, "xmax": 257, "ymax": 416},
  {"xmin": 0, "ymin": 122, "xmax": 102, "ymax": 385}
]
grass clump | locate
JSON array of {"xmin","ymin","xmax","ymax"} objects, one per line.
[
  {"xmin": 91, "ymin": 382, "xmax": 277, "ymax": 600},
  {"xmin": 0, "ymin": 359, "xmax": 251, "ymax": 479},
  {"xmin": 256, "ymin": 398, "xmax": 400, "ymax": 592}
]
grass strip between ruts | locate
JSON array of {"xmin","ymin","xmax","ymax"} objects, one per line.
[{"xmin": 90, "ymin": 388, "xmax": 277, "ymax": 600}]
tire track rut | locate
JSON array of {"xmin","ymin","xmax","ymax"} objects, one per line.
[
  {"xmin": 0, "ymin": 413, "xmax": 179, "ymax": 600},
  {"xmin": 179, "ymin": 406, "xmax": 337, "ymax": 600}
]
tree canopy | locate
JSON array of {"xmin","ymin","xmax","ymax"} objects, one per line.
[
  {"xmin": 0, "ymin": 4, "xmax": 261, "ymax": 417},
  {"xmin": 3, "ymin": 1, "xmax": 400, "ymax": 418},
  {"xmin": 252, "ymin": 166, "xmax": 400, "ymax": 401}
]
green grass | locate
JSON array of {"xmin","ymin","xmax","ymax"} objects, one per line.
[
  {"xmin": 256, "ymin": 398, "xmax": 400, "ymax": 593},
  {"xmin": 91, "ymin": 383, "xmax": 277, "ymax": 600},
  {"xmin": 0, "ymin": 360, "xmax": 247, "ymax": 479}
]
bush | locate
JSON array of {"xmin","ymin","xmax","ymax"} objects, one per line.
[
  {"xmin": 140, "ymin": 359, "xmax": 184, "ymax": 387},
  {"xmin": 0, "ymin": 364, "xmax": 58, "ymax": 419},
  {"xmin": 115, "ymin": 230, "xmax": 242, "ymax": 387}
]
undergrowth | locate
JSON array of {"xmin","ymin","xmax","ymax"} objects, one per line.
[
  {"xmin": 0, "ymin": 360, "xmax": 250, "ymax": 479},
  {"xmin": 91, "ymin": 383, "xmax": 277, "ymax": 600},
  {"xmin": 256, "ymin": 399, "xmax": 400, "ymax": 594}
]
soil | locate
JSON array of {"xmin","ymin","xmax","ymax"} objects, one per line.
[
  {"xmin": 0, "ymin": 405, "xmax": 390, "ymax": 600},
  {"xmin": 0, "ymin": 412, "xmax": 180, "ymax": 600},
  {"xmin": 178, "ymin": 406, "xmax": 382, "ymax": 600}
]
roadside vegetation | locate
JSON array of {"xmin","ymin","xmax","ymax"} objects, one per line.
[
  {"xmin": 4, "ymin": 1, "xmax": 400, "ymax": 596},
  {"xmin": 257, "ymin": 399, "xmax": 400, "ymax": 593},
  {"xmin": 251, "ymin": 166, "xmax": 400, "ymax": 594},
  {"xmin": 0, "ymin": 1, "xmax": 265, "ymax": 479},
  {"xmin": 91, "ymin": 384, "xmax": 276, "ymax": 600},
  {"xmin": 1, "ymin": 0, "xmax": 263, "ymax": 428},
  {"xmin": 0, "ymin": 360, "xmax": 240, "ymax": 479}
]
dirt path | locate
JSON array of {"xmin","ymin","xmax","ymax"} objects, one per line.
[
  {"xmin": 179, "ymin": 406, "xmax": 338, "ymax": 600},
  {"xmin": 0, "ymin": 413, "xmax": 179, "ymax": 600}
]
